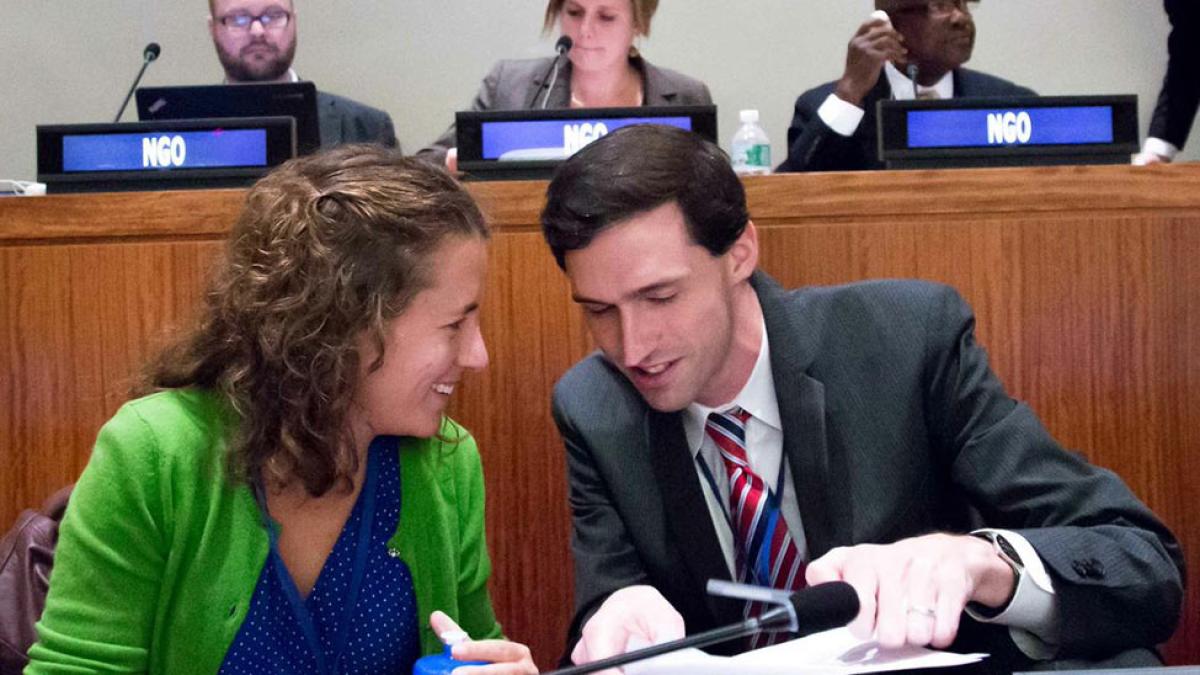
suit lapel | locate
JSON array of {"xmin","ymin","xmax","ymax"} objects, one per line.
[
  {"xmin": 875, "ymin": 75, "xmax": 894, "ymax": 102},
  {"xmin": 639, "ymin": 59, "xmax": 680, "ymax": 105},
  {"xmin": 531, "ymin": 58, "xmax": 679, "ymax": 107},
  {"xmin": 952, "ymin": 68, "xmax": 1008, "ymax": 98},
  {"xmin": 646, "ymin": 409, "xmax": 743, "ymax": 626},
  {"xmin": 863, "ymin": 77, "xmax": 891, "ymax": 127},
  {"xmin": 317, "ymin": 94, "xmax": 342, "ymax": 147},
  {"xmin": 859, "ymin": 78, "xmax": 891, "ymax": 167},
  {"xmin": 773, "ymin": 359, "xmax": 844, "ymax": 559},
  {"xmin": 754, "ymin": 273, "xmax": 853, "ymax": 560}
]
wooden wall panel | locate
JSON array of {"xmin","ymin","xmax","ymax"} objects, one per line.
[
  {"xmin": 444, "ymin": 231, "xmax": 588, "ymax": 661},
  {"xmin": 0, "ymin": 241, "xmax": 225, "ymax": 522},
  {"xmin": 2, "ymin": 164, "xmax": 1197, "ymax": 668}
]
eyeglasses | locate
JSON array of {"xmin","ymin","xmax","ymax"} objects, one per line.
[
  {"xmin": 218, "ymin": 9, "xmax": 291, "ymax": 32},
  {"xmin": 897, "ymin": 0, "xmax": 978, "ymax": 18}
]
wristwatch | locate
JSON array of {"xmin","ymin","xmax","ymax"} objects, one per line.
[
  {"xmin": 976, "ymin": 530, "xmax": 1024, "ymax": 571},
  {"xmin": 971, "ymin": 530, "xmax": 1024, "ymax": 615}
]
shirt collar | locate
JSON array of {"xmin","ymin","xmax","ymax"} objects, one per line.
[
  {"xmin": 884, "ymin": 62, "xmax": 954, "ymax": 100},
  {"xmin": 683, "ymin": 318, "xmax": 781, "ymax": 456}
]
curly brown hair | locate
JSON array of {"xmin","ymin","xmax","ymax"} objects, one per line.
[{"xmin": 143, "ymin": 144, "xmax": 488, "ymax": 496}]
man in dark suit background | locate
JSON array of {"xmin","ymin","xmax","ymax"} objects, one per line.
[
  {"xmin": 777, "ymin": 0, "xmax": 1033, "ymax": 173},
  {"xmin": 207, "ymin": 0, "xmax": 398, "ymax": 150},
  {"xmin": 540, "ymin": 125, "xmax": 1183, "ymax": 673},
  {"xmin": 1135, "ymin": 0, "xmax": 1199, "ymax": 165}
]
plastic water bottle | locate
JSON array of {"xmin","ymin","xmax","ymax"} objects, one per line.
[{"xmin": 731, "ymin": 109, "xmax": 772, "ymax": 176}]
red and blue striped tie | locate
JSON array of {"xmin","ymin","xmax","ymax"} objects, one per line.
[{"xmin": 705, "ymin": 408, "xmax": 806, "ymax": 648}]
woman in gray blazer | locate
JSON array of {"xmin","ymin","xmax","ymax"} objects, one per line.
[{"xmin": 416, "ymin": 0, "xmax": 712, "ymax": 170}]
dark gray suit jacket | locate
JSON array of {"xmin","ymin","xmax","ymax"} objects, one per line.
[
  {"xmin": 552, "ymin": 273, "xmax": 1184, "ymax": 671},
  {"xmin": 777, "ymin": 69, "xmax": 1035, "ymax": 173},
  {"xmin": 317, "ymin": 91, "xmax": 398, "ymax": 151},
  {"xmin": 415, "ymin": 56, "xmax": 711, "ymax": 165}
]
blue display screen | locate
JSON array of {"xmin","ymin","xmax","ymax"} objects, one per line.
[
  {"xmin": 480, "ymin": 117, "xmax": 693, "ymax": 161},
  {"xmin": 62, "ymin": 129, "xmax": 268, "ymax": 172},
  {"xmin": 906, "ymin": 106, "xmax": 1114, "ymax": 149}
]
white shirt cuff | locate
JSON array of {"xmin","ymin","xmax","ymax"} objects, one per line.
[
  {"xmin": 966, "ymin": 529, "xmax": 1060, "ymax": 660},
  {"xmin": 817, "ymin": 94, "xmax": 866, "ymax": 138},
  {"xmin": 1141, "ymin": 137, "xmax": 1180, "ymax": 161}
]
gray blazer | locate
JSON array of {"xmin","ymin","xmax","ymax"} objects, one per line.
[
  {"xmin": 415, "ymin": 56, "xmax": 712, "ymax": 165},
  {"xmin": 317, "ymin": 90, "xmax": 399, "ymax": 151},
  {"xmin": 552, "ymin": 273, "xmax": 1184, "ymax": 671}
]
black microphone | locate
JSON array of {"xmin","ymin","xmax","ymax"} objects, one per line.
[
  {"xmin": 906, "ymin": 63, "xmax": 920, "ymax": 100},
  {"xmin": 754, "ymin": 580, "xmax": 860, "ymax": 636},
  {"xmin": 545, "ymin": 582, "xmax": 860, "ymax": 675},
  {"xmin": 530, "ymin": 35, "xmax": 573, "ymax": 109},
  {"xmin": 114, "ymin": 42, "xmax": 162, "ymax": 123}
]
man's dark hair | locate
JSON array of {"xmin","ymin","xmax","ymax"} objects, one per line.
[{"xmin": 540, "ymin": 125, "xmax": 749, "ymax": 269}]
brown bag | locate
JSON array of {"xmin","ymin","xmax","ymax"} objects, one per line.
[{"xmin": 0, "ymin": 486, "xmax": 71, "ymax": 675}]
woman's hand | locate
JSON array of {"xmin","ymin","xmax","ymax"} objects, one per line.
[{"xmin": 430, "ymin": 610, "xmax": 538, "ymax": 674}]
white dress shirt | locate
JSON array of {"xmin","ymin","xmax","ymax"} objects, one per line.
[{"xmin": 1139, "ymin": 137, "xmax": 1181, "ymax": 162}]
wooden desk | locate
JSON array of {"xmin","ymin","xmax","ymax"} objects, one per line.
[{"xmin": 2, "ymin": 164, "xmax": 1197, "ymax": 667}]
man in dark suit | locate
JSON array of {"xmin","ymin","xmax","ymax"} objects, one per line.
[
  {"xmin": 207, "ymin": 0, "xmax": 398, "ymax": 150},
  {"xmin": 1135, "ymin": 0, "xmax": 1199, "ymax": 165},
  {"xmin": 540, "ymin": 125, "xmax": 1183, "ymax": 673},
  {"xmin": 777, "ymin": 0, "xmax": 1033, "ymax": 173}
]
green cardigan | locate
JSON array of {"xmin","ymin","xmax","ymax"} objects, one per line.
[{"xmin": 27, "ymin": 389, "xmax": 502, "ymax": 673}]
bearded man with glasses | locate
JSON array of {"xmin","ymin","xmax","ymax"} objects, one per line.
[
  {"xmin": 777, "ymin": 0, "xmax": 1034, "ymax": 173},
  {"xmin": 207, "ymin": 0, "xmax": 398, "ymax": 150}
]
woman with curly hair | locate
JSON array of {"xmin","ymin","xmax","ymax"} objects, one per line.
[{"xmin": 27, "ymin": 145, "xmax": 537, "ymax": 674}]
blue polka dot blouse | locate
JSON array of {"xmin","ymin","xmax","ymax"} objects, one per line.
[{"xmin": 220, "ymin": 437, "xmax": 421, "ymax": 674}]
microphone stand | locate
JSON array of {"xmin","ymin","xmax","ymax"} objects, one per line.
[
  {"xmin": 530, "ymin": 37, "xmax": 572, "ymax": 109},
  {"xmin": 907, "ymin": 63, "xmax": 921, "ymax": 100},
  {"xmin": 545, "ymin": 582, "xmax": 799, "ymax": 675},
  {"xmin": 541, "ymin": 55, "xmax": 567, "ymax": 110},
  {"xmin": 114, "ymin": 45, "xmax": 160, "ymax": 123}
]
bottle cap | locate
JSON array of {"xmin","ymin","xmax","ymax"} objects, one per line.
[
  {"xmin": 739, "ymin": 109, "xmax": 760, "ymax": 124},
  {"xmin": 412, "ymin": 643, "xmax": 489, "ymax": 675}
]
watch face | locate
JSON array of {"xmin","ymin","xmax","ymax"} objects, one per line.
[{"xmin": 996, "ymin": 535, "xmax": 1023, "ymax": 566}]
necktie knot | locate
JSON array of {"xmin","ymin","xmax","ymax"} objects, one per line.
[
  {"xmin": 710, "ymin": 407, "xmax": 750, "ymax": 424},
  {"xmin": 705, "ymin": 408, "xmax": 751, "ymax": 466}
]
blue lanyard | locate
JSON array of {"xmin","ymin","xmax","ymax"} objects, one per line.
[
  {"xmin": 254, "ymin": 439, "xmax": 383, "ymax": 675},
  {"xmin": 695, "ymin": 446, "xmax": 788, "ymax": 585}
]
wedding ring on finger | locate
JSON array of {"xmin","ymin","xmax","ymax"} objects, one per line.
[{"xmin": 907, "ymin": 605, "xmax": 937, "ymax": 619}]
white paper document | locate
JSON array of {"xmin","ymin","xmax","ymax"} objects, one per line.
[{"xmin": 623, "ymin": 627, "xmax": 987, "ymax": 675}]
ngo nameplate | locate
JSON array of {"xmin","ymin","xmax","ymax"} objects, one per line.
[
  {"xmin": 878, "ymin": 95, "xmax": 1138, "ymax": 168},
  {"xmin": 37, "ymin": 117, "xmax": 297, "ymax": 193}
]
